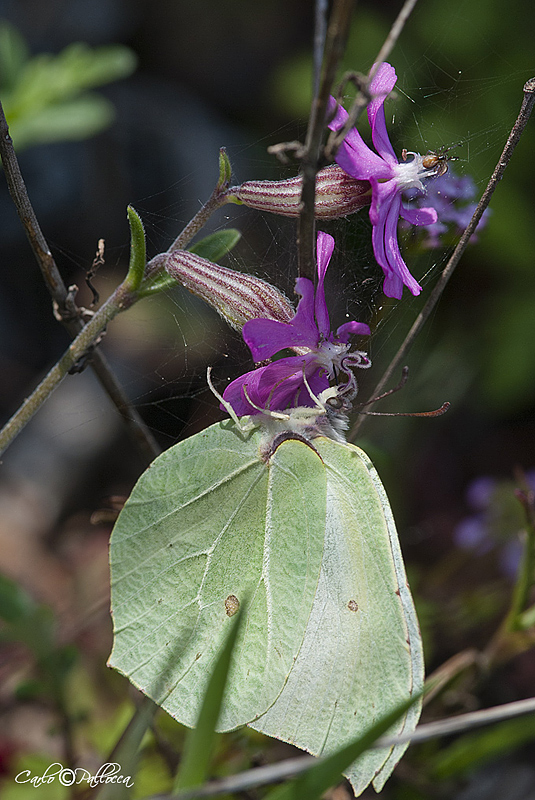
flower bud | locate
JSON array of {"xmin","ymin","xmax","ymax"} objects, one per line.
[
  {"xmin": 163, "ymin": 250, "xmax": 294, "ymax": 330},
  {"xmin": 229, "ymin": 165, "xmax": 371, "ymax": 220}
]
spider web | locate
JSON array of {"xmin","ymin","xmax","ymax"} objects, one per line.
[{"xmin": 44, "ymin": 18, "xmax": 530, "ymax": 455}]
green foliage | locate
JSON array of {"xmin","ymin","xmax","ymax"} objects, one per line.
[
  {"xmin": 0, "ymin": 573, "xmax": 76, "ymax": 701},
  {"xmin": 0, "ymin": 21, "xmax": 136, "ymax": 149},
  {"xmin": 189, "ymin": 229, "xmax": 242, "ymax": 262},
  {"xmin": 1, "ymin": 754, "xmax": 69, "ymax": 800},
  {"xmin": 109, "ymin": 420, "xmax": 423, "ymax": 796},
  {"xmin": 97, "ymin": 699, "xmax": 158, "ymax": 800},
  {"xmin": 217, "ymin": 146, "xmax": 232, "ymax": 190}
]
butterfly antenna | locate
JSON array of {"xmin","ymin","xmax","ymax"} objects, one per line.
[
  {"xmin": 242, "ymin": 384, "xmax": 290, "ymax": 420},
  {"xmin": 356, "ymin": 366, "xmax": 410, "ymax": 409},
  {"xmin": 301, "ymin": 366, "xmax": 327, "ymax": 412},
  {"xmin": 358, "ymin": 401, "xmax": 450, "ymax": 418},
  {"xmin": 206, "ymin": 366, "xmax": 243, "ymax": 429}
]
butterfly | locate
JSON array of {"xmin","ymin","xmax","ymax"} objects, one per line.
[{"xmin": 109, "ymin": 388, "xmax": 423, "ymax": 795}]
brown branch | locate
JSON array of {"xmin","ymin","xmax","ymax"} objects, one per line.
[{"xmin": 0, "ymin": 101, "xmax": 161, "ymax": 462}]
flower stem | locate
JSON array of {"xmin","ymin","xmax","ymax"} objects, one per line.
[{"xmin": 350, "ymin": 75, "xmax": 535, "ymax": 440}]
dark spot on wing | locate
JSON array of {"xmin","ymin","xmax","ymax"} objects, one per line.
[
  {"xmin": 347, "ymin": 599, "xmax": 359, "ymax": 612},
  {"xmin": 225, "ymin": 595, "xmax": 240, "ymax": 616}
]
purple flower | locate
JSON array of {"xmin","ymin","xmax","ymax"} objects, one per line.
[
  {"xmin": 222, "ymin": 232, "xmax": 371, "ymax": 416},
  {"xmin": 328, "ymin": 62, "xmax": 443, "ymax": 299}
]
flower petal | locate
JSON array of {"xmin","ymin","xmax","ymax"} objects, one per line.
[
  {"xmin": 382, "ymin": 194, "xmax": 422, "ymax": 297},
  {"xmin": 328, "ymin": 97, "xmax": 391, "ymax": 181},
  {"xmin": 243, "ymin": 318, "xmax": 313, "ymax": 362},
  {"xmin": 336, "ymin": 321, "xmax": 371, "ymax": 342},
  {"xmin": 327, "ymin": 97, "xmax": 369, "ymax": 153},
  {"xmin": 368, "ymin": 177, "xmax": 398, "ymax": 227},
  {"xmin": 222, "ymin": 355, "xmax": 329, "ymax": 415},
  {"xmin": 315, "ymin": 231, "xmax": 334, "ymax": 338},
  {"xmin": 368, "ymin": 62, "xmax": 398, "ymax": 164},
  {"xmin": 400, "ymin": 204, "xmax": 438, "ymax": 226},
  {"xmin": 291, "ymin": 277, "xmax": 318, "ymax": 338},
  {"xmin": 242, "ymin": 278, "xmax": 318, "ymax": 361}
]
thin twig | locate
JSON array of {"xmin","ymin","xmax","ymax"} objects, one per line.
[
  {"xmin": 297, "ymin": 0, "xmax": 355, "ymax": 281},
  {"xmin": 313, "ymin": 0, "xmax": 329, "ymax": 100},
  {"xmin": 145, "ymin": 696, "xmax": 535, "ymax": 799},
  {"xmin": 0, "ymin": 285, "xmax": 135, "ymax": 456},
  {"xmin": 0, "ymin": 101, "xmax": 161, "ymax": 462},
  {"xmin": 350, "ymin": 75, "xmax": 535, "ymax": 440},
  {"xmin": 325, "ymin": 0, "xmax": 420, "ymax": 161}
]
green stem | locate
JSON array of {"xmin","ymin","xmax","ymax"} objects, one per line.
[
  {"xmin": 503, "ymin": 489, "xmax": 535, "ymax": 633},
  {"xmin": 0, "ymin": 284, "xmax": 135, "ymax": 456}
]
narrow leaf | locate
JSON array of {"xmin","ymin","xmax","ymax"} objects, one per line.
[
  {"xmin": 431, "ymin": 713, "xmax": 535, "ymax": 780},
  {"xmin": 125, "ymin": 205, "xmax": 146, "ymax": 291},
  {"xmin": 189, "ymin": 229, "xmax": 241, "ymax": 262},
  {"xmin": 173, "ymin": 605, "xmax": 245, "ymax": 793},
  {"xmin": 96, "ymin": 698, "xmax": 158, "ymax": 800},
  {"xmin": 137, "ymin": 272, "xmax": 178, "ymax": 298},
  {"xmin": 217, "ymin": 146, "xmax": 232, "ymax": 189},
  {"xmin": 264, "ymin": 693, "xmax": 422, "ymax": 800}
]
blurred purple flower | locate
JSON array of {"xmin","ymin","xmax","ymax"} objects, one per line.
[
  {"xmin": 328, "ymin": 62, "xmax": 447, "ymax": 299},
  {"xmin": 454, "ymin": 472, "xmax": 535, "ymax": 579},
  {"xmin": 404, "ymin": 171, "xmax": 491, "ymax": 248},
  {"xmin": 222, "ymin": 232, "xmax": 371, "ymax": 416}
]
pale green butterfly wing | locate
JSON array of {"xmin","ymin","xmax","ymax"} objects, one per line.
[
  {"xmin": 250, "ymin": 436, "xmax": 423, "ymax": 795},
  {"xmin": 109, "ymin": 418, "xmax": 423, "ymax": 796},
  {"xmin": 108, "ymin": 420, "xmax": 326, "ymax": 729}
]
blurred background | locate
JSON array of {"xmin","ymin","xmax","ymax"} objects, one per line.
[{"xmin": 1, "ymin": 0, "xmax": 535, "ymax": 797}]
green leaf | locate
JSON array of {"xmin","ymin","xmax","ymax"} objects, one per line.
[
  {"xmin": 7, "ymin": 95, "xmax": 116, "ymax": 149},
  {"xmin": 1, "ymin": 38, "xmax": 136, "ymax": 150},
  {"xmin": 109, "ymin": 419, "xmax": 423, "ymax": 796},
  {"xmin": 0, "ymin": 21, "xmax": 30, "ymax": 92},
  {"xmin": 173, "ymin": 604, "xmax": 245, "ymax": 793},
  {"xmin": 9, "ymin": 43, "xmax": 136, "ymax": 113},
  {"xmin": 96, "ymin": 698, "xmax": 158, "ymax": 800},
  {"xmin": 136, "ymin": 272, "xmax": 179, "ymax": 298},
  {"xmin": 189, "ymin": 229, "xmax": 242, "ymax": 262},
  {"xmin": 125, "ymin": 206, "xmax": 147, "ymax": 292},
  {"xmin": 0, "ymin": 572, "xmax": 35, "ymax": 624},
  {"xmin": 217, "ymin": 147, "xmax": 232, "ymax": 190},
  {"xmin": 519, "ymin": 603, "xmax": 535, "ymax": 629}
]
